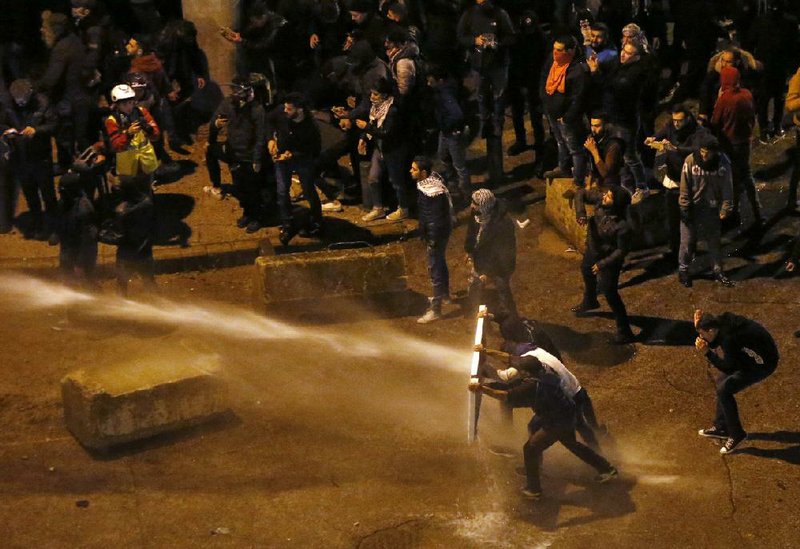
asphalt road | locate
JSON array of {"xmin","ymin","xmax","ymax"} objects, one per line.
[{"xmin": 1, "ymin": 194, "xmax": 799, "ymax": 547}]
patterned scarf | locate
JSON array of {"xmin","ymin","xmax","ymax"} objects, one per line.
[
  {"xmin": 369, "ymin": 96, "xmax": 394, "ymax": 129},
  {"xmin": 472, "ymin": 188, "xmax": 496, "ymax": 241}
]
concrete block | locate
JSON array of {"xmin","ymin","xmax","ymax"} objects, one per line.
[
  {"xmin": 545, "ymin": 178, "xmax": 590, "ymax": 253},
  {"xmin": 545, "ymin": 178, "xmax": 668, "ymax": 252},
  {"xmin": 61, "ymin": 362, "xmax": 229, "ymax": 449},
  {"xmin": 253, "ymin": 244, "xmax": 408, "ymax": 309}
]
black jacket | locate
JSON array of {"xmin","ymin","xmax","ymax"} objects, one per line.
[
  {"xmin": 654, "ymin": 115, "xmax": 710, "ymax": 183},
  {"xmin": 456, "ymin": 3, "xmax": 515, "ymax": 71},
  {"xmin": 705, "ymin": 313, "xmax": 779, "ymax": 374},
  {"xmin": 37, "ymin": 32, "xmax": 89, "ymax": 103},
  {"xmin": 595, "ymin": 58, "xmax": 648, "ymax": 126},
  {"xmin": 209, "ymin": 99, "xmax": 266, "ymax": 164},
  {"xmin": 417, "ymin": 172, "xmax": 452, "ymax": 243},
  {"xmin": 0, "ymin": 94, "xmax": 58, "ymax": 161},
  {"xmin": 506, "ymin": 368, "xmax": 576, "ymax": 426},
  {"xmin": 266, "ymin": 109, "xmax": 321, "ymax": 159},
  {"xmin": 539, "ymin": 57, "xmax": 588, "ymax": 124},
  {"xmin": 577, "ymin": 186, "xmax": 631, "ymax": 270},
  {"xmin": 464, "ymin": 200, "xmax": 516, "ymax": 278}
]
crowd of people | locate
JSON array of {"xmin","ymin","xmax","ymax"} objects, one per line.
[{"xmin": 0, "ymin": 0, "xmax": 794, "ymax": 502}]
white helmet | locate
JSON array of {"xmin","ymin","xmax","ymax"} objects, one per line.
[{"xmin": 110, "ymin": 84, "xmax": 136, "ymax": 102}]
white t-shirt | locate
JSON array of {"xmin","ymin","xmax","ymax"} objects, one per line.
[{"xmin": 522, "ymin": 348, "xmax": 581, "ymax": 398}]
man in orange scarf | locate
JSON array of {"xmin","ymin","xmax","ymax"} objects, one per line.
[{"xmin": 539, "ymin": 35, "xmax": 589, "ymax": 192}]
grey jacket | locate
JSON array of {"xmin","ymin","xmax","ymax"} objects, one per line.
[{"xmin": 679, "ymin": 153, "xmax": 733, "ymax": 215}]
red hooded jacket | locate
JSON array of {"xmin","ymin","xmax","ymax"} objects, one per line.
[{"xmin": 711, "ymin": 66, "xmax": 755, "ymax": 146}]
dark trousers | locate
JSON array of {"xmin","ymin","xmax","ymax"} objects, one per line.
[
  {"xmin": 478, "ymin": 66, "xmax": 508, "ymax": 187},
  {"xmin": 523, "ymin": 417, "xmax": 613, "ymax": 492},
  {"xmin": 575, "ymin": 388, "xmax": 600, "ymax": 450},
  {"xmin": 115, "ymin": 252, "xmax": 155, "ymax": 297},
  {"xmin": 231, "ymin": 162, "xmax": 263, "ymax": 220},
  {"xmin": 581, "ymin": 254, "xmax": 631, "ymax": 335},
  {"xmin": 205, "ymin": 142, "xmax": 228, "ymax": 188},
  {"xmin": 425, "ymin": 234, "xmax": 450, "ymax": 300},
  {"xmin": 665, "ymin": 188, "xmax": 681, "ymax": 257},
  {"xmin": 726, "ymin": 142, "xmax": 760, "ymax": 220},
  {"xmin": 788, "ymin": 129, "xmax": 800, "ymax": 208},
  {"xmin": 468, "ymin": 272, "xmax": 517, "ymax": 319},
  {"xmin": 275, "ymin": 157, "xmax": 321, "ymax": 228},
  {"xmin": 0, "ymin": 161, "xmax": 15, "ymax": 231},
  {"xmin": 17, "ymin": 160, "xmax": 57, "ymax": 231},
  {"xmin": 712, "ymin": 365, "xmax": 776, "ymax": 439},
  {"xmin": 508, "ymin": 82, "xmax": 545, "ymax": 150}
]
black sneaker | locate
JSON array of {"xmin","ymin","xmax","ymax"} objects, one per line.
[
  {"xmin": 570, "ymin": 301, "xmax": 601, "ymax": 314},
  {"xmin": 611, "ymin": 331, "xmax": 635, "ymax": 345},
  {"xmin": 720, "ymin": 433, "xmax": 747, "ymax": 455},
  {"xmin": 298, "ymin": 223, "xmax": 322, "ymax": 238},
  {"xmin": 245, "ymin": 220, "xmax": 262, "ymax": 233},
  {"xmin": 715, "ymin": 272, "xmax": 735, "ymax": 287},
  {"xmin": 279, "ymin": 225, "xmax": 296, "ymax": 246},
  {"xmin": 595, "ymin": 467, "xmax": 618, "ymax": 483},
  {"xmin": 678, "ymin": 270, "xmax": 692, "ymax": 288},
  {"xmin": 698, "ymin": 426, "xmax": 729, "ymax": 439},
  {"xmin": 507, "ymin": 142, "xmax": 528, "ymax": 156},
  {"xmin": 521, "ymin": 486, "xmax": 542, "ymax": 499},
  {"xmin": 236, "ymin": 215, "xmax": 250, "ymax": 229}
]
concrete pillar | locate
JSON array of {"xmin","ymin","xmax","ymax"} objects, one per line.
[{"xmin": 182, "ymin": 0, "xmax": 240, "ymax": 86}]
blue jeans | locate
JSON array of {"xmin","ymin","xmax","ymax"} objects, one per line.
[
  {"xmin": 438, "ymin": 131, "xmax": 470, "ymax": 197},
  {"xmin": 425, "ymin": 233, "xmax": 450, "ymax": 299},
  {"xmin": 609, "ymin": 122, "xmax": 647, "ymax": 189},
  {"xmin": 547, "ymin": 115, "xmax": 588, "ymax": 187},
  {"xmin": 275, "ymin": 157, "xmax": 321, "ymax": 227},
  {"xmin": 364, "ymin": 146, "xmax": 409, "ymax": 210}
]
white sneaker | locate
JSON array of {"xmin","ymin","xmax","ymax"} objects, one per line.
[
  {"xmin": 361, "ymin": 208, "xmax": 386, "ymax": 222},
  {"xmin": 386, "ymin": 207, "xmax": 409, "ymax": 221},
  {"xmin": 322, "ymin": 200, "xmax": 343, "ymax": 212},
  {"xmin": 417, "ymin": 309, "xmax": 441, "ymax": 324}
]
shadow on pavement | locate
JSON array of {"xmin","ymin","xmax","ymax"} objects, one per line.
[
  {"xmin": 519, "ymin": 474, "xmax": 636, "ymax": 531},
  {"xmin": 539, "ymin": 322, "xmax": 636, "ymax": 367},
  {"xmin": 738, "ymin": 431, "xmax": 800, "ymax": 466}
]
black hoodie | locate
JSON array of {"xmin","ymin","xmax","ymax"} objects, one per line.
[
  {"xmin": 705, "ymin": 313, "xmax": 779, "ymax": 374},
  {"xmin": 576, "ymin": 186, "xmax": 631, "ymax": 269},
  {"xmin": 654, "ymin": 114, "xmax": 711, "ymax": 183}
]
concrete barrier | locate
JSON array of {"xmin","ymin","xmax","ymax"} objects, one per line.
[
  {"xmin": 545, "ymin": 178, "xmax": 590, "ymax": 252},
  {"xmin": 544, "ymin": 177, "xmax": 668, "ymax": 252},
  {"xmin": 62, "ymin": 362, "xmax": 229, "ymax": 449},
  {"xmin": 253, "ymin": 244, "xmax": 408, "ymax": 311}
]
